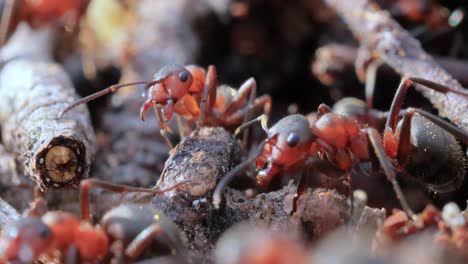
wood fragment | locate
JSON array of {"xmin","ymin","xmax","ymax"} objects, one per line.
[
  {"xmin": 324, "ymin": 0, "xmax": 468, "ymax": 130},
  {"xmin": 0, "ymin": 24, "xmax": 95, "ymax": 191}
]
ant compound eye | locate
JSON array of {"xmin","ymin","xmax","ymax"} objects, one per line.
[
  {"xmin": 286, "ymin": 132, "xmax": 300, "ymax": 147},
  {"xmin": 178, "ymin": 70, "xmax": 190, "ymax": 82}
]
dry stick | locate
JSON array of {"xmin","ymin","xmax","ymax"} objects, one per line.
[
  {"xmin": 323, "ymin": 0, "xmax": 468, "ymax": 131},
  {"xmin": 0, "ymin": 24, "xmax": 95, "ymax": 192},
  {"xmin": 314, "ymin": 43, "xmax": 468, "ymax": 88}
]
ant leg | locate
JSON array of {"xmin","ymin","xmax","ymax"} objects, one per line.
[
  {"xmin": 386, "ymin": 77, "xmax": 468, "ymax": 131},
  {"xmin": 222, "ymin": 78, "xmax": 257, "ymax": 116},
  {"xmin": 396, "ymin": 108, "xmax": 468, "ymax": 165},
  {"xmin": 346, "ymin": 171, "xmax": 354, "ymax": 217},
  {"xmin": 364, "ymin": 61, "xmax": 383, "ymax": 109},
  {"xmin": 125, "ymin": 222, "xmax": 183, "ymax": 260},
  {"xmin": 64, "ymin": 245, "xmax": 79, "ymax": 264},
  {"xmin": 213, "ymin": 141, "xmax": 267, "ymax": 208},
  {"xmin": 395, "ymin": 110, "xmax": 413, "ymax": 165},
  {"xmin": 407, "ymin": 108, "xmax": 468, "ymax": 144},
  {"xmin": 79, "ymin": 179, "xmax": 187, "ymax": 222},
  {"xmin": 154, "ymin": 105, "xmax": 174, "ymax": 148},
  {"xmin": 59, "ymin": 80, "xmax": 159, "ymax": 118},
  {"xmin": 384, "ymin": 76, "xmax": 468, "ymax": 156},
  {"xmin": 234, "ymin": 113, "xmax": 270, "ymax": 136},
  {"xmin": 175, "ymin": 115, "xmax": 185, "ymax": 139},
  {"xmin": 224, "ymin": 95, "xmax": 272, "ymax": 127},
  {"xmin": 304, "ymin": 158, "xmax": 344, "ymax": 179},
  {"xmin": 221, "ymin": 78, "xmax": 258, "ymax": 145},
  {"xmin": 198, "ymin": 65, "xmax": 217, "ymax": 126},
  {"xmin": 317, "ymin": 103, "xmax": 333, "ymax": 118},
  {"xmin": 366, "ymin": 127, "xmax": 415, "ymax": 219}
]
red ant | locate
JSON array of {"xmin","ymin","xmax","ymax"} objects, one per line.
[
  {"xmin": 16, "ymin": 0, "xmax": 88, "ymax": 28},
  {"xmin": 0, "ymin": 179, "xmax": 187, "ymax": 263},
  {"xmin": 215, "ymin": 223, "xmax": 310, "ymax": 264},
  {"xmin": 59, "ymin": 64, "xmax": 271, "ymax": 146},
  {"xmin": 213, "ymin": 77, "xmax": 468, "ymax": 219},
  {"xmin": 0, "ymin": 0, "xmax": 89, "ymax": 45}
]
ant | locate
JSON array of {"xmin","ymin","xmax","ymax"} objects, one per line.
[
  {"xmin": 215, "ymin": 223, "xmax": 310, "ymax": 264},
  {"xmin": 0, "ymin": 179, "xmax": 187, "ymax": 263},
  {"xmin": 214, "ymin": 77, "xmax": 468, "ymax": 219},
  {"xmin": 59, "ymin": 64, "xmax": 271, "ymax": 147},
  {"xmin": 0, "ymin": 0, "xmax": 89, "ymax": 45}
]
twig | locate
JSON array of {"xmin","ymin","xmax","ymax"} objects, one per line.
[
  {"xmin": 323, "ymin": 0, "xmax": 468, "ymax": 130},
  {"xmin": 0, "ymin": 24, "xmax": 95, "ymax": 191},
  {"xmin": 313, "ymin": 43, "xmax": 468, "ymax": 87}
]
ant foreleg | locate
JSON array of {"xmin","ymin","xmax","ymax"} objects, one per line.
[
  {"xmin": 222, "ymin": 78, "xmax": 257, "ymax": 116},
  {"xmin": 154, "ymin": 105, "xmax": 174, "ymax": 149},
  {"xmin": 364, "ymin": 61, "xmax": 384, "ymax": 109},
  {"xmin": 198, "ymin": 65, "xmax": 217, "ymax": 126},
  {"xmin": 366, "ymin": 127, "xmax": 415, "ymax": 219},
  {"xmin": 223, "ymin": 95, "xmax": 272, "ymax": 127}
]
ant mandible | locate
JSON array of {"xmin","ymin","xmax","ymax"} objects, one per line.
[
  {"xmin": 59, "ymin": 64, "xmax": 271, "ymax": 147},
  {"xmin": 0, "ymin": 179, "xmax": 187, "ymax": 263},
  {"xmin": 214, "ymin": 77, "xmax": 468, "ymax": 219}
]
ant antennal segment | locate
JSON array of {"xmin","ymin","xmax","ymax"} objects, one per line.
[{"xmin": 234, "ymin": 114, "xmax": 269, "ymax": 136}]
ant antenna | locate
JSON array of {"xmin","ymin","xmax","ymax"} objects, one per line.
[
  {"xmin": 234, "ymin": 114, "xmax": 269, "ymax": 136},
  {"xmin": 58, "ymin": 79, "xmax": 163, "ymax": 118},
  {"xmin": 212, "ymin": 140, "xmax": 267, "ymax": 209}
]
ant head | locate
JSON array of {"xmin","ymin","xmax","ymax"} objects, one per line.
[
  {"xmin": 0, "ymin": 218, "xmax": 52, "ymax": 262},
  {"xmin": 151, "ymin": 65, "xmax": 194, "ymax": 102},
  {"xmin": 269, "ymin": 115, "xmax": 313, "ymax": 152}
]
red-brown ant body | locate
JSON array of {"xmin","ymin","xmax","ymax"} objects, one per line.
[
  {"xmin": 0, "ymin": 0, "xmax": 89, "ymax": 45},
  {"xmin": 16, "ymin": 0, "xmax": 89, "ymax": 28},
  {"xmin": 59, "ymin": 64, "xmax": 271, "ymax": 146},
  {"xmin": 0, "ymin": 179, "xmax": 186, "ymax": 263},
  {"xmin": 215, "ymin": 224, "xmax": 310, "ymax": 264},
  {"xmin": 214, "ymin": 77, "xmax": 468, "ymax": 218}
]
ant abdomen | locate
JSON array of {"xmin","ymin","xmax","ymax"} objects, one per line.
[
  {"xmin": 398, "ymin": 115, "xmax": 466, "ymax": 193},
  {"xmin": 101, "ymin": 204, "xmax": 186, "ymax": 256}
]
